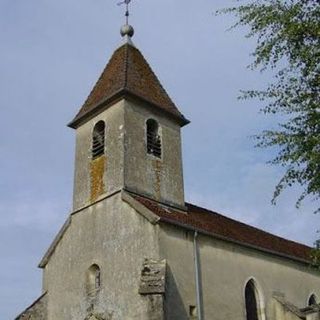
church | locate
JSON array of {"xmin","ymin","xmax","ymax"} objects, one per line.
[{"xmin": 16, "ymin": 21, "xmax": 320, "ymax": 320}]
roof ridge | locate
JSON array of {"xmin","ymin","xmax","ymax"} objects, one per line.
[
  {"xmin": 69, "ymin": 43, "xmax": 189, "ymax": 128},
  {"xmin": 72, "ymin": 45, "xmax": 126, "ymax": 121},
  {"xmin": 186, "ymin": 202, "xmax": 311, "ymax": 249},
  {"xmin": 123, "ymin": 43, "xmax": 130, "ymax": 89},
  {"xmin": 132, "ymin": 194, "xmax": 312, "ymax": 262},
  {"xmin": 127, "ymin": 45, "xmax": 182, "ymax": 117}
]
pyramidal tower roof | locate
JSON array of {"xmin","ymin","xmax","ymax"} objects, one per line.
[{"xmin": 68, "ymin": 36, "xmax": 189, "ymax": 128}]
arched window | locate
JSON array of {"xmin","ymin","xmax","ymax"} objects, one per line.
[
  {"xmin": 86, "ymin": 264, "xmax": 101, "ymax": 296},
  {"xmin": 308, "ymin": 294, "xmax": 318, "ymax": 306},
  {"xmin": 146, "ymin": 119, "xmax": 161, "ymax": 158},
  {"xmin": 92, "ymin": 121, "xmax": 105, "ymax": 159},
  {"xmin": 245, "ymin": 279, "xmax": 265, "ymax": 320}
]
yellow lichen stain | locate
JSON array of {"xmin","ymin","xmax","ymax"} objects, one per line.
[
  {"xmin": 152, "ymin": 159, "xmax": 162, "ymax": 200},
  {"xmin": 90, "ymin": 155, "xmax": 106, "ymax": 203}
]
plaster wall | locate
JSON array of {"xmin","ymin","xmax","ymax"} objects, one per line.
[
  {"xmin": 123, "ymin": 99, "xmax": 185, "ymax": 208},
  {"xmin": 159, "ymin": 223, "xmax": 320, "ymax": 320},
  {"xmin": 307, "ymin": 313, "xmax": 320, "ymax": 320},
  {"xmin": 72, "ymin": 101, "xmax": 125, "ymax": 211},
  {"xmin": 72, "ymin": 98, "xmax": 185, "ymax": 211},
  {"xmin": 273, "ymin": 302, "xmax": 301, "ymax": 320},
  {"xmin": 43, "ymin": 194, "xmax": 160, "ymax": 320}
]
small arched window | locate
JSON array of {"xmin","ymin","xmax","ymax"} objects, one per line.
[
  {"xmin": 146, "ymin": 119, "xmax": 161, "ymax": 158},
  {"xmin": 245, "ymin": 279, "xmax": 262, "ymax": 320},
  {"xmin": 92, "ymin": 121, "xmax": 105, "ymax": 159},
  {"xmin": 308, "ymin": 294, "xmax": 318, "ymax": 306},
  {"xmin": 86, "ymin": 264, "xmax": 101, "ymax": 296}
]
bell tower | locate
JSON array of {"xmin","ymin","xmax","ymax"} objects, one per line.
[{"xmin": 68, "ymin": 24, "xmax": 189, "ymax": 211}]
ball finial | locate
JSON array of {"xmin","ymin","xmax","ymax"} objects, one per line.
[{"xmin": 120, "ymin": 24, "xmax": 134, "ymax": 38}]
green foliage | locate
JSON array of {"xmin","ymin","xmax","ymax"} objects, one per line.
[
  {"xmin": 219, "ymin": 0, "xmax": 320, "ymax": 212},
  {"xmin": 311, "ymin": 240, "xmax": 320, "ymax": 269}
]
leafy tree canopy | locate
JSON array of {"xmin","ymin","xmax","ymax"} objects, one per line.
[{"xmin": 219, "ymin": 0, "xmax": 320, "ymax": 212}]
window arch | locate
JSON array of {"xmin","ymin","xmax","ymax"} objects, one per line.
[
  {"xmin": 308, "ymin": 293, "xmax": 318, "ymax": 306},
  {"xmin": 146, "ymin": 119, "xmax": 161, "ymax": 158},
  {"xmin": 244, "ymin": 279, "xmax": 265, "ymax": 320},
  {"xmin": 86, "ymin": 264, "xmax": 101, "ymax": 296},
  {"xmin": 92, "ymin": 121, "xmax": 105, "ymax": 159}
]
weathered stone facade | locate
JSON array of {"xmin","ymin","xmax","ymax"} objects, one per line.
[
  {"xmin": 274, "ymin": 296, "xmax": 320, "ymax": 320},
  {"xmin": 16, "ymin": 34, "xmax": 320, "ymax": 320},
  {"xmin": 158, "ymin": 222, "xmax": 320, "ymax": 320},
  {"xmin": 42, "ymin": 193, "xmax": 161, "ymax": 319}
]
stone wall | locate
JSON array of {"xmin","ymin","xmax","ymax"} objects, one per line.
[
  {"xmin": 72, "ymin": 101, "xmax": 125, "ymax": 211},
  {"xmin": 42, "ymin": 194, "xmax": 161, "ymax": 320},
  {"xmin": 123, "ymin": 99, "xmax": 185, "ymax": 209},
  {"xmin": 72, "ymin": 97, "xmax": 186, "ymax": 212},
  {"xmin": 159, "ymin": 223, "xmax": 320, "ymax": 320},
  {"xmin": 273, "ymin": 296, "xmax": 320, "ymax": 320}
]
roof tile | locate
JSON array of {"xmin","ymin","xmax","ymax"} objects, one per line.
[
  {"xmin": 132, "ymin": 194, "xmax": 312, "ymax": 262},
  {"xmin": 69, "ymin": 43, "xmax": 188, "ymax": 128}
]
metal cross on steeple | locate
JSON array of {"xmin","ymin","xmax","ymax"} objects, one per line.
[{"xmin": 117, "ymin": 0, "xmax": 132, "ymax": 25}]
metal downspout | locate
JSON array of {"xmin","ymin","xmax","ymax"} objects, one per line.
[{"xmin": 194, "ymin": 231, "xmax": 204, "ymax": 320}]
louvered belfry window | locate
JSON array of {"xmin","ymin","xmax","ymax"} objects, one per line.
[
  {"xmin": 92, "ymin": 121, "xmax": 105, "ymax": 159},
  {"xmin": 146, "ymin": 119, "xmax": 161, "ymax": 158}
]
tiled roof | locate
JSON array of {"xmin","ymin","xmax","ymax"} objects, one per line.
[
  {"xmin": 132, "ymin": 194, "xmax": 312, "ymax": 262},
  {"xmin": 69, "ymin": 43, "xmax": 188, "ymax": 128}
]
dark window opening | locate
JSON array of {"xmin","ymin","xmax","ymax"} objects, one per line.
[
  {"xmin": 245, "ymin": 280, "xmax": 259, "ymax": 320},
  {"xmin": 146, "ymin": 119, "xmax": 161, "ymax": 158},
  {"xmin": 308, "ymin": 294, "xmax": 317, "ymax": 306},
  {"xmin": 92, "ymin": 121, "xmax": 105, "ymax": 159},
  {"xmin": 189, "ymin": 305, "xmax": 197, "ymax": 317}
]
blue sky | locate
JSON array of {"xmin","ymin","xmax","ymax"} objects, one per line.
[{"xmin": 1, "ymin": 0, "xmax": 319, "ymax": 318}]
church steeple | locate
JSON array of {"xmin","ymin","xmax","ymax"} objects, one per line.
[
  {"xmin": 68, "ymin": 38, "xmax": 188, "ymax": 129},
  {"xmin": 70, "ymin": 25, "xmax": 188, "ymax": 211}
]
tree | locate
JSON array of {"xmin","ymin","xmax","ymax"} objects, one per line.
[
  {"xmin": 219, "ymin": 0, "xmax": 320, "ymax": 213},
  {"xmin": 311, "ymin": 239, "xmax": 320, "ymax": 269}
]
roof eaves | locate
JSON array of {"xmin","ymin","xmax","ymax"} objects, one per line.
[
  {"xmin": 67, "ymin": 89, "xmax": 127, "ymax": 129},
  {"xmin": 39, "ymin": 190, "xmax": 123, "ymax": 268},
  {"xmin": 68, "ymin": 89, "xmax": 190, "ymax": 129},
  {"xmin": 38, "ymin": 217, "xmax": 71, "ymax": 268},
  {"xmin": 126, "ymin": 92, "xmax": 190, "ymax": 126},
  {"xmin": 157, "ymin": 215, "xmax": 311, "ymax": 265}
]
